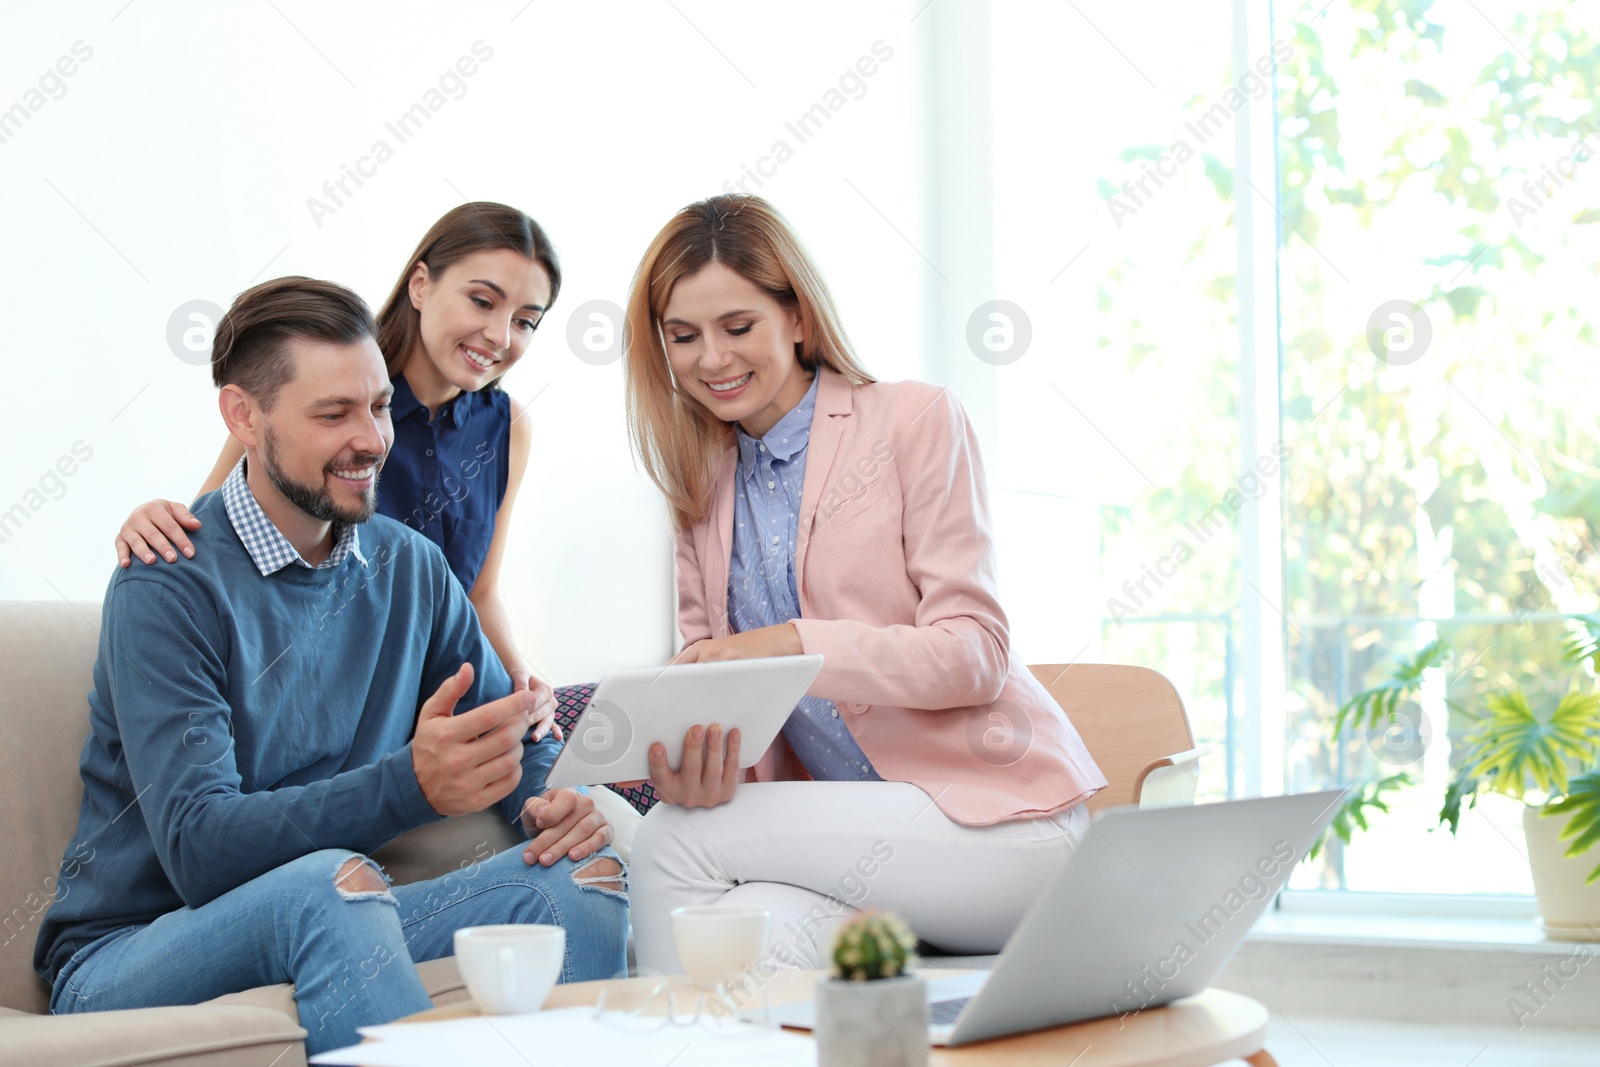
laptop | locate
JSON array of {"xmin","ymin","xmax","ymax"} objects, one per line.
[{"xmin": 773, "ymin": 789, "xmax": 1344, "ymax": 1046}]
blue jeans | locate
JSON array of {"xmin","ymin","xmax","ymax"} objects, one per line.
[{"xmin": 50, "ymin": 844, "xmax": 628, "ymax": 1055}]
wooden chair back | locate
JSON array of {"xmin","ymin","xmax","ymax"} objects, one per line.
[{"xmin": 1028, "ymin": 663, "xmax": 1200, "ymax": 814}]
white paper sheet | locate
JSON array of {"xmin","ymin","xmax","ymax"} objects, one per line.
[{"xmin": 309, "ymin": 1006, "xmax": 817, "ymax": 1066}]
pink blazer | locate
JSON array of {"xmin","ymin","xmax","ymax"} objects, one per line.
[{"xmin": 674, "ymin": 366, "xmax": 1106, "ymax": 826}]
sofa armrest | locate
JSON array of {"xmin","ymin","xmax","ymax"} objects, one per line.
[
  {"xmin": 1132, "ymin": 746, "xmax": 1209, "ymax": 809},
  {"xmin": 0, "ymin": 1003, "xmax": 306, "ymax": 1067}
]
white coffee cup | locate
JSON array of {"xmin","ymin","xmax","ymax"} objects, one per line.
[
  {"xmin": 670, "ymin": 906, "xmax": 771, "ymax": 989},
  {"xmin": 453, "ymin": 924, "xmax": 565, "ymax": 1015}
]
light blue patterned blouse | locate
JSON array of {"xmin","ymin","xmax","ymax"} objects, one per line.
[{"xmin": 728, "ymin": 372, "xmax": 882, "ymax": 782}]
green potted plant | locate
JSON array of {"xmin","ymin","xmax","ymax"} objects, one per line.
[
  {"xmin": 814, "ymin": 911, "xmax": 926, "ymax": 1066},
  {"xmin": 1322, "ymin": 616, "xmax": 1600, "ymax": 939}
]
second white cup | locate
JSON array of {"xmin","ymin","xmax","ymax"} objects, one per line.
[{"xmin": 670, "ymin": 905, "xmax": 771, "ymax": 989}]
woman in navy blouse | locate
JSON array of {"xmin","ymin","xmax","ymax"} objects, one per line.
[{"xmin": 113, "ymin": 203, "xmax": 657, "ymax": 814}]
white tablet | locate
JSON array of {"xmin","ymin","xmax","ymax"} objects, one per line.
[{"xmin": 543, "ymin": 654, "xmax": 824, "ymax": 789}]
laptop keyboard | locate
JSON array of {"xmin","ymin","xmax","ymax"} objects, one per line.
[{"xmin": 929, "ymin": 996, "xmax": 971, "ymax": 1025}]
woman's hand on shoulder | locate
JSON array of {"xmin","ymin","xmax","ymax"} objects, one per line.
[
  {"xmin": 116, "ymin": 500, "xmax": 201, "ymax": 567},
  {"xmin": 670, "ymin": 623, "xmax": 802, "ymax": 664},
  {"xmin": 646, "ymin": 724, "xmax": 742, "ymax": 809}
]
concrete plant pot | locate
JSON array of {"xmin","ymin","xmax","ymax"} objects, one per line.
[
  {"xmin": 814, "ymin": 974, "xmax": 929, "ymax": 1067},
  {"xmin": 1524, "ymin": 805, "xmax": 1600, "ymax": 941}
]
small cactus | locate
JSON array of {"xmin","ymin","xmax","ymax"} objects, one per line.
[{"xmin": 830, "ymin": 910, "xmax": 919, "ymax": 981}]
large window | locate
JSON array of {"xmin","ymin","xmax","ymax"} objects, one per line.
[
  {"xmin": 985, "ymin": 0, "xmax": 1598, "ymax": 898},
  {"xmin": 1278, "ymin": 0, "xmax": 1600, "ymax": 894}
]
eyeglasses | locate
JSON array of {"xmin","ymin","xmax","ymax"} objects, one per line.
[{"xmin": 593, "ymin": 978, "xmax": 776, "ymax": 1036}]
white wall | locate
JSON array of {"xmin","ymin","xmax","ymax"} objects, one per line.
[{"xmin": 0, "ymin": 0, "xmax": 929, "ymax": 682}]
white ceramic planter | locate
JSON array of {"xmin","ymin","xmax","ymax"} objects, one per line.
[
  {"xmin": 1524, "ymin": 805, "xmax": 1600, "ymax": 941},
  {"xmin": 814, "ymin": 974, "xmax": 929, "ymax": 1067}
]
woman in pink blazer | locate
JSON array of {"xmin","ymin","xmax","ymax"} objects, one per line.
[{"xmin": 624, "ymin": 195, "xmax": 1106, "ymax": 972}]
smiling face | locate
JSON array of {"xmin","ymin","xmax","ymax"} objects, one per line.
[
  {"xmin": 660, "ymin": 261, "xmax": 811, "ymax": 439},
  {"xmin": 406, "ymin": 247, "xmax": 553, "ymax": 395},
  {"xmin": 250, "ymin": 336, "xmax": 395, "ymax": 527}
]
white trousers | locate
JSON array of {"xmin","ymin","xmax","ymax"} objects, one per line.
[{"xmin": 629, "ymin": 781, "xmax": 1090, "ymax": 975}]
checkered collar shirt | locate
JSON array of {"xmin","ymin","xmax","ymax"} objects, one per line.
[{"xmin": 221, "ymin": 458, "xmax": 366, "ymax": 576}]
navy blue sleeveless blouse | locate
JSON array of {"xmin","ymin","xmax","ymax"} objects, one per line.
[{"xmin": 377, "ymin": 374, "xmax": 511, "ymax": 593}]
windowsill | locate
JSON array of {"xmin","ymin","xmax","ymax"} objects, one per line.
[
  {"xmin": 1250, "ymin": 902, "xmax": 1595, "ymax": 955},
  {"xmin": 1227, "ymin": 895, "xmax": 1600, "ymax": 1029}
]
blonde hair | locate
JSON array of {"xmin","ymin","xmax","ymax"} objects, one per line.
[{"xmin": 624, "ymin": 194, "xmax": 876, "ymax": 532}]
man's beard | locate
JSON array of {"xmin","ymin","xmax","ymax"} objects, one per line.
[{"xmin": 261, "ymin": 426, "xmax": 381, "ymax": 526}]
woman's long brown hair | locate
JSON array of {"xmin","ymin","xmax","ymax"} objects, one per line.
[
  {"xmin": 624, "ymin": 194, "xmax": 875, "ymax": 533},
  {"xmin": 375, "ymin": 202, "xmax": 561, "ymax": 384}
]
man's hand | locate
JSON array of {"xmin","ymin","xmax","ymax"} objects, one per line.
[
  {"xmin": 647, "ymin": 724, "xmax": 742, "ymax": 809},
  {"xmin": 521, "ymin": 788, "xmax": 612, "ymax": 866},
  {"xmin": 510, "ymin": 669, "xmax": 563, "ymax": 742},
  {"xmin": 412, "ymin": 662, "xmax": 534, "ymax": 816},
  {"xmin": 670, "ymin": 623, "xmax": 801, "ymax": 664}
]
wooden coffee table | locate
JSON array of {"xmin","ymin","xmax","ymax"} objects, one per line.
[{"xmin": 397, "ymin": 969, "xmax": 1278, "ymax": 1066}]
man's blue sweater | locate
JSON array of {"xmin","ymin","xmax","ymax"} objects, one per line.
[{"xmin": 35, "ymin": 487, "xmax": 557, "ymax": 983}]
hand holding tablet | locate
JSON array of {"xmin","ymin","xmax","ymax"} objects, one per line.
[{"xmin": 642, "ymin": 722, "xmax": 745, "ymax": 807}]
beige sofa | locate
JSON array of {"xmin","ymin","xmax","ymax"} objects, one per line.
[{"xmin": 0, "ymin": 600, "xmax": 638, "ymax": 1067}]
